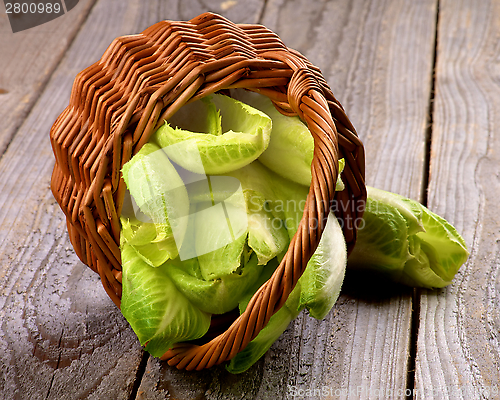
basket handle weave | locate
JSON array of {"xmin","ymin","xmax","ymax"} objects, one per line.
[{"xmin": 161, "ymin": 56, "xmax": 341, "ymax": 370}]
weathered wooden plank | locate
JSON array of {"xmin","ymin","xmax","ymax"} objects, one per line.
[
  {"xmin": 416, "ymin": 1, "xmax": 500, "ymax": 399},
  {"xmin": 135, "ymin": 1, "xmax": 438, "ymax": 399},
  {"xmin": 157, "ymin": 0, "xmax": 265, "ymax": 24},
  {"xmin": 0, "ymin": 0, "xmax": 96, "ymax": 155}
]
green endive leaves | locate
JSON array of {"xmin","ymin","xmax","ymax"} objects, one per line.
[
  {"xmin": 152, "ymin": 94, "xmax": 272, "ymax": 175},
  {"xmin": 297, "ymin": 213, "xmax": 347, "ymax": 319},
  {"xmin": 120, "ymin": 244, "xmax": 211, "ymax": 357},
  {"xmin": 233, "ymin": 90, "xmax": 315, "ymax": 186},
  {"xmin": 227, "ymin": 213, "xmax": 347, "ymax": 373},
  {"xmin": 165, "ymin": 255, "xmax": 264, "ymax": 315},
  {"xmin": 121, "ymin": 142, "xmax": 189, "ymax": 266},
  {"xmin": 120, "ymin": 93, "xmax": 347, "ymax": 372},
  {"xmin": 119, "ymin": 91, "xmax": 468, "ymax": 375},
  {"xmin": 348, "ymin": 186, "xmax": 469, "ymax": 288}
]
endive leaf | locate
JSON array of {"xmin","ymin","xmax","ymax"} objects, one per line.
[
  {"xmin": 348, "ymin": 186, "xmax": 469, "ymax": 288},
  {"xmin": 120, "ymin": 244, "xmax": 211, "ymax": 357},
  {"xmin": 152, "ymin": 94, "xmax": 272, "ymax": 175}
]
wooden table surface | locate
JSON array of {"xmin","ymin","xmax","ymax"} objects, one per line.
[{"xmin": 1, "ymin": 1, "xmax": 499, "ymax": 399}]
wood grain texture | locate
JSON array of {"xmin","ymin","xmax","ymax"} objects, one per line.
[
  {"xmin": 160, "ymin": 0, "xmax": 265, "ymax": 24},
  {"xmin": 416, "ymin": 1, "xmax": 500, "ymax": 399},
  {"xmin": 0, "ymin": 0, "xmax": 96, "ymax": 155}
]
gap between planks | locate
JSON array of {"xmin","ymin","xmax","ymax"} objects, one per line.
[
  {"xmin": 407, "ymin": 0, "xmax": 440, "ymax": 398},
  {"xmin": 129, "ymin": 352, "xmax": 150, "ymax": 400}
]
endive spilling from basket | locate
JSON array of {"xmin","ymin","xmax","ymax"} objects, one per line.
[
  {"xmin": 119, "ymin": 91, "xmax": 468, "ymax": 373},
  {"xmin": 49, "ymin": 13, "xmax": 468, "ymax": 374}
]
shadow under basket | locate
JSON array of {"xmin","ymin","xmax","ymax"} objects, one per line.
[{"xmin": 49, "ymin": 12, "xmax": 366, "ymax": 371}]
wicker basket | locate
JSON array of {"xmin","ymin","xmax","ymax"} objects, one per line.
[{"xmin": 49, "ymin": 12, "xmax": 366, "ymax": 370}]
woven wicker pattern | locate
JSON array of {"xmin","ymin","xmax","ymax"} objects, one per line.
[{"xmin": 50, "ymin": 12, "xmax": 366, "ymax": 370}]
